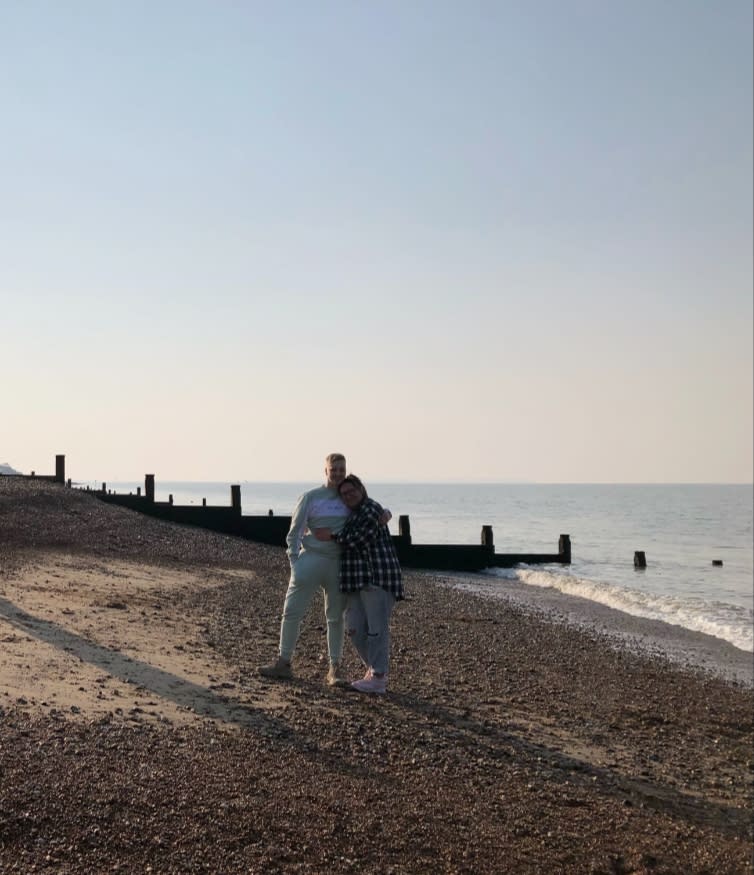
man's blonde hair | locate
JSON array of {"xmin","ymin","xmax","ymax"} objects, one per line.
[{"xmin": 325, "ymin": 453, "xmax": 346, "ymax": 466}]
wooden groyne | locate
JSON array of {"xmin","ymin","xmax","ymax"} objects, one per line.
[
  {"xmin": 12, "ymin": 456, "xmax": 571, "ymax": 573},
  {"xmin": 88, "ymin": 474, "xmax": 571, "ymax": 573},
  {"xmin": 392, "ymin": 514, "xmax": 570, "ymax": 571},
  {"xmin": 0, "ymin": 454, "xmax": 67, "ymax": 484}
]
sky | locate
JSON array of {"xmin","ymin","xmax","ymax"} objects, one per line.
[{"xmin": 2, "ymin": 1, "xmax": 752, "ymax": 484}]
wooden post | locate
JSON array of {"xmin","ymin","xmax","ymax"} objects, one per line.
[
  {"xmin": 66, "ymin": 478, "xmax": 71, "ymax": 488},
  {"xmin": 168, "ymin": 494, "xmax": 173, "ymax": 505},
  {"xmin": 102, "ymin": 482, "xmax": 107, "ymax": 493},
  {"xmin": 202, "ymin": 498, "xmax": 207, "ymax": 507},
  {"xmin": 398, "ymin": 515, "xmax": 411, "ymax": 543},
  {"xmin": 231, "ymin": 484, "xmax": 241, "ymax": 514},
  {"xmin": 481, "ymin": 525, "xmax": 494, "ymax": 550},
  {"xmin": 136, "ymin": 486, "xmax": 141, "ymax": 496},
  {"xmin": 145, "ymin": 475, "xmax": 155, "ymax": 503},
  {"xmin": 634, "ymin": 551, "xmax": 647, "ymax": 569},
  {"xmin": 55, "ymin": 455, "xmax": 65, "ymax": 484},
  {"xmin": 268, "ymin": 508, "xmax": 273, "ymax": 516},
  {"xmin": 559, "ymin": 534, "xmax": 572, "ymax": 564}
]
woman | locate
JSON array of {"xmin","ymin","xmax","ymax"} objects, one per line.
[{"xmin": 314, "ymin": 474, "xmax": 403, "ymax": 694}]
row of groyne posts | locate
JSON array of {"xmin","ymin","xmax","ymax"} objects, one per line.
[
  {"xmin": 90, "ymin": 476, "xmax": 572, "ymax": 572},
  {"xmin": 11, "ymin": 456, "xmax": 575, "ymax": 572},
  {"xmin": 9, "ymin": 456, "xmax": 728, "ymax": 570}
]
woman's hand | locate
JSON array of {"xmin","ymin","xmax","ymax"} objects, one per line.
[
  {"xmin": 379, "ymin": 509, "xmax": 392, "ymax": 526},
  {"xmin": 313, "ymin": 528, "xmax": 333, "ymax": 541}
]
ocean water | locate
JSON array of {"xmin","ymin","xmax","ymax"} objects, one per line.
[{"xmin": 89, "ymin": 481, "xmax": 753, "ymax": 654}]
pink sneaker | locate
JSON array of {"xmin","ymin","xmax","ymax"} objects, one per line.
[{"xmin": 351, "ymin": 674, "xmax": 387, "ymax": 695}]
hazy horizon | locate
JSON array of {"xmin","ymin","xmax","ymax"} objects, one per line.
[{"xmin": 69, "ymin": 475, "xmax": 753, "ymax": 487}]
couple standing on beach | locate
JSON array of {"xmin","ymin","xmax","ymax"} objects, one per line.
[{"xmin": 258, "ymin": 453, "xmax": 403, "ymax": 695}]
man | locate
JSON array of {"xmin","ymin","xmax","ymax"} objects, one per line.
[{"xmin": 259, "ymin": 453, "xmax": 351, "ymax": 686}]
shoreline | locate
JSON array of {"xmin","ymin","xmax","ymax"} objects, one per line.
[
  {"xmin": 1, "ymin": 479, "xmax": 751, "ymax": 873},
  {"xmin": 438, "ymin": 571, "xmax": 754, "ymax": 687}
]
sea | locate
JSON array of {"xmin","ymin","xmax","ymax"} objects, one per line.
[{"xmin": 85, "ymin": 481, "xmax": 753, "ymax": 664}]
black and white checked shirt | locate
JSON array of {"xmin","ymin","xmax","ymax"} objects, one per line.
[{"xmin": 333, "ymin": 498, "xmax": 404, "ymax": 599}]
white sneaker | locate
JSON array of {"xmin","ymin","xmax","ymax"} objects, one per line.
[{"xmin": 351, "ymin": 675, "xmax": 387, "ymax": 695}]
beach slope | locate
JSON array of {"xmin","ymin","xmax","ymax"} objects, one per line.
[{"xmin": 0, "ymin": 480, "xmax": 751, "ymax": 873}]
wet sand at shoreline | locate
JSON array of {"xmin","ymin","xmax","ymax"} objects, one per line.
[{"xmin": 1, "ymin": 479, "xmax": 752, "ymax": 873}]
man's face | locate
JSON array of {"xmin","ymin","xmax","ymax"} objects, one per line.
[{"xmin": 325, "ymin": 459, "xmax": 347, "ymax": 488}]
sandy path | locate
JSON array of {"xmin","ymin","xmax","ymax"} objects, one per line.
[{"xmin": 0, "ymin": 554, "xmax": 285, "ymax": 726}]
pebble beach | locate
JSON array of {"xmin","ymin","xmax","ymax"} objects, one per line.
[{"xmin": 0, "ymin": 479, "xmax": 751, "ymax": 874}]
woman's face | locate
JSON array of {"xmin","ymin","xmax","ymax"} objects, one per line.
[{"xmin": 339, "ymin": 482, "xmax": 364, "ymax": 510}]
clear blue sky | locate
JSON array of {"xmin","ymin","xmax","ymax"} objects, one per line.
[{"xmin": 2, "ymin": 1, "xmax": 752, "ymax": 482}]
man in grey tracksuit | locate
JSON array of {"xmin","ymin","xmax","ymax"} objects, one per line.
[{"xmin": 259, "ymin": 453, "xmax": 350, "ymax": 686}]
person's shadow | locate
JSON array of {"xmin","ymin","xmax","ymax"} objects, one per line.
[
  {"xmin": 0, "ymin": 595, "xmax": 373, "ymax": 778},
  {"xmin": 0, "ymin": 595, "xmax": 270, "ymax": 726},
  {"xmin": 382, "ymin": 689, "xmax": 750, "ymax": 835}
]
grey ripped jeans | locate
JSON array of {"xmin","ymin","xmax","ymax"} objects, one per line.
[{"xmin": 346, "ymin": 586, "xmax": 396, "ymax": 676}]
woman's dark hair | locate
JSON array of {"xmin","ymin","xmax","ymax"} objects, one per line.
[{"xmin": 338, "ymin": 474, "xmax": 368, "ymax": 500}]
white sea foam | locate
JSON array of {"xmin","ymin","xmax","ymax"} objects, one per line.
[{"xmin": 488, "ymin": 566, "xmax": 754, "ymax": 653}]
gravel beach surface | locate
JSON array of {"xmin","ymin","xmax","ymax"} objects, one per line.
[{"xmin": 1, "ymin": 479, "xmax": 752, "ymax": 874}]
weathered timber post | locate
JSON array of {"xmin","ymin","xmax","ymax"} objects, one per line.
[
  {"xmin": 168, "ymin": 494, "xmax": 173, "ymax": 505},
  {"xmin": 136, "ymin": 487, "xmax": 141, "ymax": 496},
  {"xmin": 55, "ymin": 455, "xmax": 65, "ymax": 484},
  {"xmin": 559, "ymin": 534, "xmax": 572, "ymax": 564},
  {"xmin": 634, "ymin": 551, "xmax": 647, "ymax": 569},
  {"xmin": 231, "ymin": 485, "xmax": 242, "ymax": 514},
  {"xmin": 202, "ymin": 498, "xmax": 207, "ymax": 507},
  {"xmin": 145, "ymin": 475, "xmax": 155, "ymax": 503},
  {"xmin": 398, "ymin": 515, "xmax": 411, "ymax": 544},
  {"xmin": 102, "ymin": 482, "xmax": 107, "ymax": 493},
  {"xmin": 66, "ymin": 478, "xmax": 71, "ymax": 488},
  {"xmin": 481, "ymin": 525, "xmax": 494, "ymax": 550},
  {"xmin": 31, "ymin": 471, "xmax": 35, "ymax": 477},
  {"xmin": 268, "ymin": 508, "xmax": 273, "ymax": 517}
]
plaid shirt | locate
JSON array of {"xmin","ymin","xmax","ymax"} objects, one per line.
[{"xmin": 333, "ymin": 498, "xmax": 404, "ymax": 599}]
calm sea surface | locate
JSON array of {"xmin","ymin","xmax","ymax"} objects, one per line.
[{"xmin": 90, "ymin": 481, "xmax": 753, "ymax": 653}]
